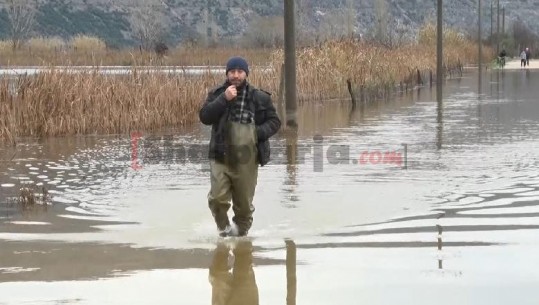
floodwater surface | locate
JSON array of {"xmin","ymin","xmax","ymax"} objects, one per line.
[{"xmin": 1, "ymin": 67, "xmax": 539, "ymax": 304}]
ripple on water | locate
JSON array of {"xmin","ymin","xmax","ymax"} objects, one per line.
[
  {"xmin": 457, "ymin": 196, "xmax": 485, "ymax": 205},
  {"xmin": 53, "ymin": 197, "xmax": 79, "ymax": 205},
  {"xmin": 479, "ymin": 194, "xmax": 495, "ymax": 198},
  {"xmin": 7, "ymin": 221, "xmax": 51, "ymax": 226},
  {"xmin": 458, "ymin": 205, "xmax": 539, "ymax": 215},
  {"xmin": 516, "ymin": 190, "xmax": 539, "ymax": 197},
  {"xmin": 490, "ymin": 187, "xmax": 535, "ymax": 194},
  {"xmin": 444, "ymin": 195, "xmax": 539, "ymax": 210}
]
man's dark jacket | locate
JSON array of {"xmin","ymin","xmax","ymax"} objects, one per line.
[{"xmin": 199, "ymin": 82, "xmax": 281, "ymax": 166}]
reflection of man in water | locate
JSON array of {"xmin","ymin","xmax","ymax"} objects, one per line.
[{"xmin": 209, "ymin": 240, "xmax": 259, "ymax": 305}]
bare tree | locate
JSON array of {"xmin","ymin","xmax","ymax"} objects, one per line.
[
  {"xmin": 365, "ymin": 0, "xmax": 410, "ymax": 48},
  {"xmin": 512, "ymin": 20, "xmax": 539, "ymax": 55},
  {"xmin": 296, "ymin": 0, "xmax": 323, "ymax": 46},
  {"xmin": 317, "ymin": 9, "xmax": 348, "ymax": 42},
  {"xmin": 243, "ymin": 15, "xmax": 284, "ymax": 48},
  {"xmin": 130, "ymin": 0, "xmax": 168, "ymax": 50},
  {"xmin": 6, "ymin": 0, "xmax": 37, "ymax": 51},
  {"xmin": 374, "ymin": 0, "xmax": 389, "ymax": 44}
]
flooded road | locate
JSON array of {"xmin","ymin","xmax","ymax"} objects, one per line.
[{"xmin": 1, "ymin": 68, "xmax": 539, "ymax": 304}]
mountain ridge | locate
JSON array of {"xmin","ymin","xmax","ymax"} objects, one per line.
[{"xmin": 0, "ymin": 0, "xmax": 537, "ymax": 49}]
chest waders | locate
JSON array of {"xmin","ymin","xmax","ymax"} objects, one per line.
[{"xmin": 208, "ymin": 118, "xmax": 258, "ymax": 236}]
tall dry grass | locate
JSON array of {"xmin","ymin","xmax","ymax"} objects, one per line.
[
  {"xmin": 0, "ymin": 69, "xmax": 219, "ymax": 141},
  {"xmin": 0, "ymin": 26, "xmax": 493, "ymax": 143},
  {"xmin": 0, "ymin": 41, "xmax": 274, "ymax": 67},
  {"xmin": 269, "ymin": 24, "xmax": 494, "ymax": 102},
  {"xmin": 0, "ymin": 66, "xmax": 278, "ymax": 143},
  {"xmin": 70, "ymin": 35, "xmax": 107, "ymax": 52},
  {"xmin": 27, "ymin": 37, "xmax": 66, "ymax": 53}
]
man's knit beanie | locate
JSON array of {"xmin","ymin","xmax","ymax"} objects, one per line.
[{"xmin": 226, "ymin": 56, "xmax": 249, "ymax": 76}]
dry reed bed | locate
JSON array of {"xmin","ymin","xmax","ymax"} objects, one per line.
[
  {"xmin": 269, "ymin": 25, "xmax": 493, "ymax": 102},
  {"xmin": 0, "ymin": 67, "xmax": 275, "ymax": 143},
  {"xmin": 0, "ymin": 47, "xmax": 274, "ymax": 67},
  {"xmin": 272, "ymin": 42, "xmax": 492, "ymax": 102},
  {"xmin": 0, "ymin": 35, "xmax": 271, "ymax": 67},
  {"xmin": 1, "ymin": 70, "xmax": 206, "ymax": 141},
  {"xmin": 1, "ymin": 29, "xmax": 492, "ymax": 143}
]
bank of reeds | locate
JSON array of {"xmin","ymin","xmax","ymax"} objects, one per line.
[
  {"xmin": 270, "ymin": 23, "xmax": 493, "ymax": 103},
  {"xmin": 0, "ymin": 38, "xmax": 274, "ymax": 67},
  {"xmin": 0, "ymin": 47, "xmax": 274, "ymax": 67},
  {"xmin": 0, "ymin": 66, "xmax": 276, "ymax": 143},
  {"xmin": 0, "ymin": 26, "xmax": 493, "ymax": 143},
  {"xmin": 1, "ymin": 69, "xmax": 206, "ymax": 140}
]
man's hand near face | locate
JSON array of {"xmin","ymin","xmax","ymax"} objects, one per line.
[{"xmin": 225, "ymin": 85, "xmax": 237, "ymax": 101}]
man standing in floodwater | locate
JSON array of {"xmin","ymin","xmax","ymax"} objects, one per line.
[
  {"xmin": 199, "ymin": 56, "xmax": 281, "ymax": 237},
  {"xmin": 526, "ymin": 47, "xmax": 531, "ymax": 66}
]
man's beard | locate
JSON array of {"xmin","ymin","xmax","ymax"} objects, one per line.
[{"xmin": 228, "ymin": 78, "xmax": 246, "ymax": 88}]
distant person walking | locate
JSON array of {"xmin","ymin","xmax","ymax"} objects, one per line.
[
  {"xmin": 521, "ymin": 50, "xmax": 528, "ymax": 68},
  {"xmin": 498, "ymin": 48, "xmax": 507, "ymax": 68},
  {"xmin": 525, "ymin": 47, "xmax": 531, "ymax": 66}
]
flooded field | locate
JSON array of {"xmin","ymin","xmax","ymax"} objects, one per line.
[{"xmin": 1, "ymin": 67, "xmax": 539, "ymax": 304}]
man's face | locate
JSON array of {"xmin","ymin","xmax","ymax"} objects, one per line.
[{"xmin": 227, "ymin": 69, "xmax": 247, "ymax": 87}]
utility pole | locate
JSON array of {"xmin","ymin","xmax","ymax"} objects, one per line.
[
  {"xmin": 490, "ymin": 2, "xmax": 493, "ymax": 39},
  {"xmin": 478, "ymin": 0, "xmax": 483, "ymax": 97},
  {"xmin": 205, "ymin": 0, "xmax": 212, "ymax": 47},
  {"xmin": 496, "ymin": 0, "xmax": 500, "ymax": 55},
  {"xmin": 437, "ymin": 0, "xmax": 443, "ymax": 104},
  {"xmin": 478, "ymin": 0, "xmax": 482, "ymax": 72},
  {"xmin": 347, "ymin": 0, "xmax": 354, "ymax": 38},
  {"xmin": 284, "ymin": 0, "xmax": 298, "ymax": 128},
  {"xmin": 502, "ymin": 6, "xmax": 505, "ymax": 35},
  {"xmin": 436, "ymin": 0, "xmax": 444, "ymax": 153}
]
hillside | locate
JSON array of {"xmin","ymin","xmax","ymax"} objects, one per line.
[{"xmin": 0, "ymin": 0, "xmax": 537, "ymax": 49}]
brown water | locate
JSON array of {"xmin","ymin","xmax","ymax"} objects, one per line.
[{"xmin": 1, "ymin": 69, "xmax": 539, "ymax": 304}]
